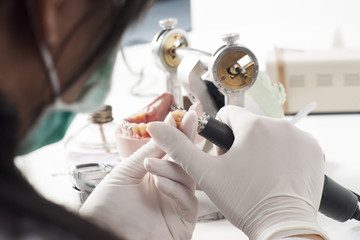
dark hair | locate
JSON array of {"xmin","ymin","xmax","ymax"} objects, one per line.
[
  {"xmin": 61, "ymin": 0, "xmax": 154, "ymax": 92},
  {"xmin": 0, "ymin": 0, "xmax": 154, "ymax": 239}
]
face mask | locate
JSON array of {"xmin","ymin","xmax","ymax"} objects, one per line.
[{"xmin": 16, "ymin": 40, "xmax": 116, "ymax": 155}]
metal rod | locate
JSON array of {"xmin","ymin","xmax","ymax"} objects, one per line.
[{"xmin": 175, "ymin": 48, "xmax": 211, "ymax": 69}]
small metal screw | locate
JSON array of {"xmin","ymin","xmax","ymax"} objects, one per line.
[
  {"xmin": 189, "ymin": 93, "xmax": 196, "ymax": 101},
  {"xmin": 221, "ymin": 33, "xmax": 239, "ymax": 45},
  {"xmin": 159, "ymin": 18, "xmax": 178, "ymax": 30}
]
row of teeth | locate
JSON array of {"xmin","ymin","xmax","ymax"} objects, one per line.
[
  {"xmin": 119, "ymin": 121, "xmax": 149, "ymax": 138},
  {"xmin": 120, "ymin": 110, "xmax": 186, "ymax": 138},
  {"xmin": 131, "ymin": 123, "xmax": 148, "ymax": 137}
]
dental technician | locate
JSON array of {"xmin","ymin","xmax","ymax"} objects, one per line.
[{"xmin": 0, "ymin": 0, "xmax": 328, "ymax": 239}]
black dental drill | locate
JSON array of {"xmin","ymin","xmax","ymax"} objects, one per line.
[{"xmin": 197, "ymin": 113, "xmax": 360, "ymax": 223}]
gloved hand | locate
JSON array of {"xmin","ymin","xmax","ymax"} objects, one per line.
[
  {"xmin": 147, "ymin": 105, "xmax": 329, "ymax": 240},
  {"xmin": 80, "ymin": 111, "xmax": 198, "ymax": 240}
]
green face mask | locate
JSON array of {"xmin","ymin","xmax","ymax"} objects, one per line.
[
  {"xmin": 16, "ymin": 43, "xmax": 117, "ymax": 155},
  {"xmin": 17, "ymin": 110, "xmax": 76, "ymax": 155}
]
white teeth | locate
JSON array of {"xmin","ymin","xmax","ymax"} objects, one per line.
[
  {"xmin": 138, "ymin": 123, "xmax": 147, "ymax": 136},
  {"xmin": 119, "ymin": 108, "xmax": 186, "ymax": 139},
  {"xmin": 132, "ymin": 123, "xmax": 139, "ymax": 136},
  {"xmin": 130, "ymin": 123, "xmax": 148, "ymax": 137}
]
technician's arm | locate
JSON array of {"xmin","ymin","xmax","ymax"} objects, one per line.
[{"xmin": 148, "ymin": 105, "xmax": 329, "ymax": 240}]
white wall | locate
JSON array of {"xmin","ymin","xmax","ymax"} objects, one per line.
[{"xmin": 190, "ymin": 0, "xmax": 360, "ymax": 70}]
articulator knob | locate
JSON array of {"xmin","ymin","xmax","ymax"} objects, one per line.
[{"xmin": 208, "ymin": 33, "xmax": 259, "ymax": 106}]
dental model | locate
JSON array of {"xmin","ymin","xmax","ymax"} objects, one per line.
[
  {"xmin": 115, "ymin": 92, "xmax": 178, "ymax": 157},
  {"xmin": 126, "ymin": 109, "xmax": 185, "ymax": 138},
  {"xmin": 118, "ymin": 93, "xmax": 176, "ymax": 138}
]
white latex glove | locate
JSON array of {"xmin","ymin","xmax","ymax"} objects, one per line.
[
  {"xmin": 147, "ymin": 105, "xmax": 329, "ymax": 240},
  {"xmin": 80, "ymin": 111, "xmax": 198, "ymax": 240}
]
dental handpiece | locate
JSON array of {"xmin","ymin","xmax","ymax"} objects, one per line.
[
  {"xmin": 197, "ymin": 113, "xmax": 234, "ymax": 151},
  {"xmin": 196, "ymin": 113, "xmax": 360, "ymax": 223}
]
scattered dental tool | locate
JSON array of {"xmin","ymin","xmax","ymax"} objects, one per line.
[
  {"xmin": 68, "ymin": 163, "xmax": 113, "ymax": 206},
  {"xmin": 290, "ymin": 101, "xmax": 318, "ymax": 125},
  {"xmin": 70, "ymin": 163, "xmax": 113, "ymax": 193}
]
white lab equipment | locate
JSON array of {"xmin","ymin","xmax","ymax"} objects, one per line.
[
  {"xmin": 267, "ymin": 48, "xmax": 360, "ymax": 114},
  {"xmin": 152, "ymin": 18, "xmax": 259, "ymax": 116}
]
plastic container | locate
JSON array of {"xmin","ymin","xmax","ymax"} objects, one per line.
[{"xmin": 64, "ymin": 105, "xmax": 121, "ymax": 167}]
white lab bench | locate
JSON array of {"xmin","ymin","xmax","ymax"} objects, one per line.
[{"xmin": 15, "ymin": 41, "xmax": 360, "ymax": 239}]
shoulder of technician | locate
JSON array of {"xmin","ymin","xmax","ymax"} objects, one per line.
[
  {"xmin": 0, "ymin": 211, "xmax": 80, "ymax": 240},
  {"xmin": 0, "ymin": 178, "xmax": 121, "ymax": 240},
  {"xmin": 0, "ymin": 95, "xmax": 121, "ymax": 240}
]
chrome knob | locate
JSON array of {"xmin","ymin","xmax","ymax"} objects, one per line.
[
  {"xmin": 221, "ymin": 33, "xmax": 240, "ymax": 45},
  {"xmin": 159, "ymin": 18, "xmax": 178, "ymax": 30}
]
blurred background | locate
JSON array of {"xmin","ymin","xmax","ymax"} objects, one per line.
[
  {"xmin": 124, "ymin": 0, "xmax": 360, "ymax": 66},
  {"xmin": 121, "ymin": 0, "xmax": 360, "ymax": 114}
]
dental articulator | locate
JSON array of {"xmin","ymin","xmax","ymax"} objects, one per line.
[{"xmin": 152, "ymin": 18, "xmax": 360, "ymax": 223}]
